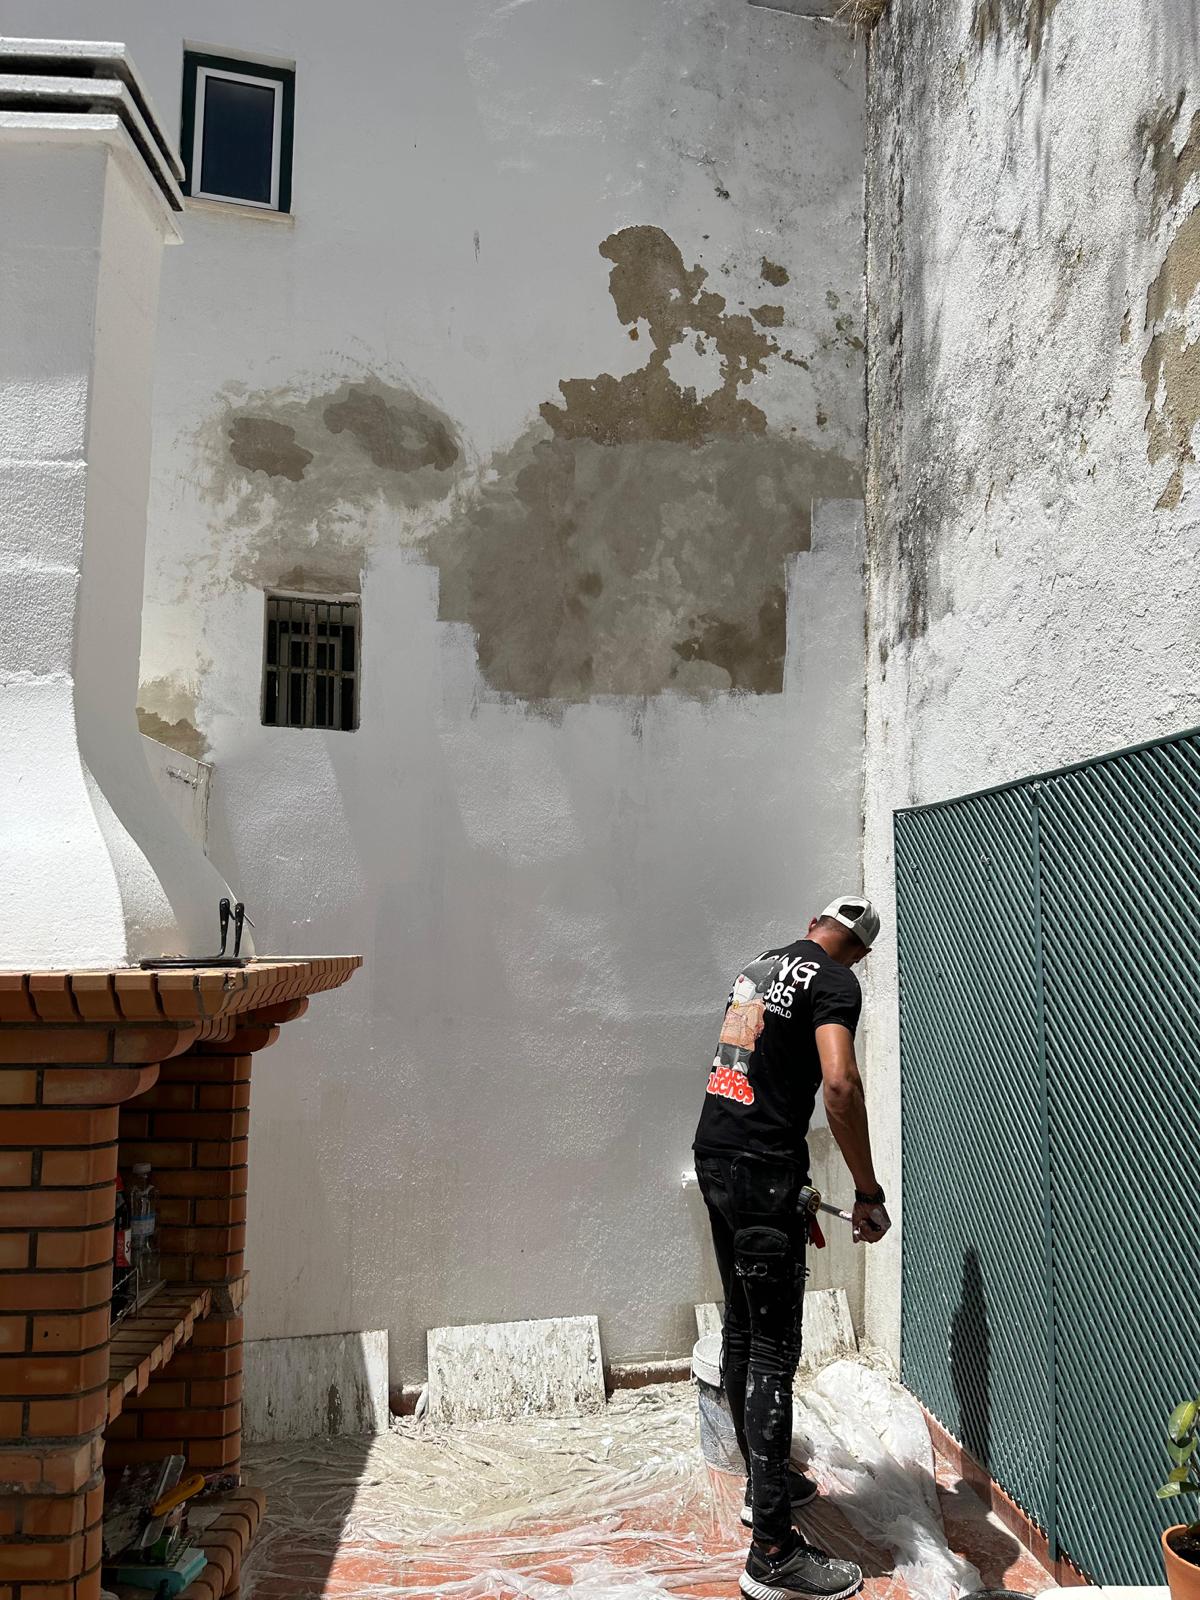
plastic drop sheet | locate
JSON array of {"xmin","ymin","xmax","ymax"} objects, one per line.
[{"xmin": 241, "ymin": 1358, "xmax": 987, "ymax": 1600}]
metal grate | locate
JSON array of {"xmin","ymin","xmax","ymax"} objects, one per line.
[
  {"xmin": 262, "ymin": 594, "xmax": 359, "ymax": 732},
  {"xmin": 896, "ymin": 727, "xmax": 1200, "ymax": 1581},
  {"xmin": 895, "ymin": 786, "xmax": 1053, "ymax": 1531}
]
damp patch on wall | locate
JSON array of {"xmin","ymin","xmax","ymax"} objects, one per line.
[
  {"xmin": 137, "ymin": 676, "xmax": 208, "ymax": 761},
  {"xmin": 429, "ymin": 225, "xmax": 859, "ymax": 699},
  {"xmin": 196, "ymin": 374, "xmax": 466, "ymax": 592},
  {"xmin": 195, "ymin": 228, "xmax": 859, "ymax": 706},
  {"xmin": 1141, "ymin": 101, "xmax": 1200, "ymax": 511}
]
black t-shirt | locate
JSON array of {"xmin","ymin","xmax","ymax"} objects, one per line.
[{"xmin": 692, "ymin": 938, "xmax": 862, "ymax": 1163}]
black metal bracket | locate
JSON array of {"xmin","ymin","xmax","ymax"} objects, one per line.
[{"xmin": 139, "ymin": 898, "xmax": 253, "ymax": 969}]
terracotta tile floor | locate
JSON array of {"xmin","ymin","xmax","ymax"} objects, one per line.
[{"xmin": 241, "ymin": 1383, "xmax": 1052, "ymax": 1600}]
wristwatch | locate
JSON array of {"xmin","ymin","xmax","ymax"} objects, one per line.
[{"xmin": 855, "ymin": 1185, "xmax": 886, "ymax": 1206}]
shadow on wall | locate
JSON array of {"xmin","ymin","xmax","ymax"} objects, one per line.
[
  {"xmin": 240, "ymin": 1106, "xmax": 381, "ymax": 1598},
  {"xmin": 949, "ymin": 1244, "xmax": 991, "ymax": 1472}
]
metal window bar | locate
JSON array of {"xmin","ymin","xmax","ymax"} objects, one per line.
[{"xmin": 263, "ymin": 595, "xmax": 359, "ymax": 731}]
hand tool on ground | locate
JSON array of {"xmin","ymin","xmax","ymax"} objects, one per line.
[{"xmin": 138, "ymin": 1471, "xmax": 205, "ymax": 1551}]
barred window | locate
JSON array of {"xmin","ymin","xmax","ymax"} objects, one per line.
[{"xmin": 262, "ymin": 595, "xmax": 359, "ymax": 732}]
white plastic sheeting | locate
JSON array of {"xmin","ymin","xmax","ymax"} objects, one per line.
[{"xmin": 241, "ymin": 1359, "xmax": 986, "ymax": 1600}]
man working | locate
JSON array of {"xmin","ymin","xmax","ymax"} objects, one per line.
[{"xmin": 693, "ymin": 895, "xmax": 891, "ymax": 1600}]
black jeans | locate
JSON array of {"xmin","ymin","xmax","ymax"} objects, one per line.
[{"xmin": 695, "ymin": 1151, "xmax": 808, "ymax": 1549}]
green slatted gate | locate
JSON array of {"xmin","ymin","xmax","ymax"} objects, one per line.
[{"xmin": 895, "ymin": 727, "xmax": 1200, "ymax": 1582}]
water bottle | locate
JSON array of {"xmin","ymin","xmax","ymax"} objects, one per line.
[
  {"xmin": 111, "ymin": 1172, "xmax": 133, "ymax": 1323},
  {"xmin": 129, "ymin": 1162, "xmax": 160, "ymax": 1298}
]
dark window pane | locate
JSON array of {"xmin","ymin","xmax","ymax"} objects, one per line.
[
  {"xmin": 315, "ymin": 675, "xmax": 331, "ymax": 728},
  {"xmin": 263, "ymin": 595, "xmax": 359, "ymax": 730},
  {"xmin": 200, "ymin": 74, "xmax": 275, "ymax": 203}
]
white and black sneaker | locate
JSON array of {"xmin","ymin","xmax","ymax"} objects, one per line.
[
  {"xmin": 740, "ymin": 1468, "xmax": 820, "ymax": 1527},
  {"xmin": 740, "ymin": 1534, "xmax": 863, "ymax": 1600}
]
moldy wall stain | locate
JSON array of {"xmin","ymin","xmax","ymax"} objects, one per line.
[
  {"xmin": 970, "ymin": 0, "xmax": 1063, "ymax": 57},
  {"xmin": 430, "ymin": 226, "xmax": 859, "ymax": 700},
  {"xmin": 1141, "ymin": 101, "xmax": 1200, "ymax": 511},
  {"xmin": 199, "ymin": 228, "xmax": 858, "ymax": 707}
]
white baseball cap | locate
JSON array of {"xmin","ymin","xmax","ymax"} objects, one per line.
[{"xmin": 819, "ymin": 894, "xmax": 881, "ymax": 949}]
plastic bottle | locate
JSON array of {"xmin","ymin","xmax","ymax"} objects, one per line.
[
  {"xmin": 111, "ymin": 1173, "xmax": 133, "ymax": 1322},
  {"xmin": 129, "ymin": 1162, "xmax": 160, "ymax": 1297}
]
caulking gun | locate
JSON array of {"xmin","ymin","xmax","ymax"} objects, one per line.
[
  {"xmin": 797, "ymin": 1185, "xmax": 853, "ymax": 1224},
  {"xmin": 797, "ymin": 1184, "xmax": 853, "ymax": 1250}
]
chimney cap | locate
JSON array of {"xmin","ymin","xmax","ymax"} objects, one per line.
[{"xmin": 0, "ymin": 37, "xmax": 183, "ymax": 207}]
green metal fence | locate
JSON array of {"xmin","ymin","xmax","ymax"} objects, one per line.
[{"xmin": 895, "ymin": 727, "xmax": 1200, "ymax": 1583}]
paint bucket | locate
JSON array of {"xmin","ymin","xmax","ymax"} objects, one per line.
[{"xmin": 692, "ymin": 1334, "xmax": 743, "ymax": 1474}]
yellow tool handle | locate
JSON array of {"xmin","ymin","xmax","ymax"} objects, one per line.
[{"xmin": 149, "ymin": 1472, "xmax": 205, "ymax": 1517}]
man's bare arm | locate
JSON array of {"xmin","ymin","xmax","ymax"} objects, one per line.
[
  {"xmin": 816, "ymin": 1023, "xmax": 890, "ymax": 1242},
  {"xmin": 816, "ymin": 1023, "xmax": 877, "ymax": 1191}
]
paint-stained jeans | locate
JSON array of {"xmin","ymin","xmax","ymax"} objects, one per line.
[{"xmin": 695, "ymin": 1152, "xmax": 807, "ymax": 1549}]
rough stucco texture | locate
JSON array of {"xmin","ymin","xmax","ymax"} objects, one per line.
[
  {"xmin": 3, "ymin": 0, "xmax": 869, "ymax": 1379},
  {"xmin": 861, "ymin": 0, "xmax": 1200, "ymax": 1358}
]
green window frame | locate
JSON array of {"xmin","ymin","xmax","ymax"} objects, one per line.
[{"xmin": 181, "ymin": 49, "xmax": 295, "ymax": 213}]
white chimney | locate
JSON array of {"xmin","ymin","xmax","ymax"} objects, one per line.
[{"xmin": 0, "ymin": 40, "xmax": 251, "ymax": 968}]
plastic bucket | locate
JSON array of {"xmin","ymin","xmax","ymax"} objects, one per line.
[{"xmin": 692, "ymin": 1334, "xmax": 743, "ymax": 1474}]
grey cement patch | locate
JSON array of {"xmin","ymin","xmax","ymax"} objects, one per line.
[
  {"xmin": 426, "ymin": 1315, "xmax": 605, "ymax": 1423},
  {"xmin": 427, "ymin": 427, "xmax": 858, "ymax": 699},
  {"xmin": 199, "ymin": 227, "xmax": 858, "ymax": 703},
  {"xmin": 137, "ymin": 675, "xmax": 207, "ymax": 760},
  {"xmin": 194, "ymin": 373, "xmax": 465, "ymax": 594},
  {"xmin": 228, "ymin": 418, "xmax": 313, "ymax": 482}
]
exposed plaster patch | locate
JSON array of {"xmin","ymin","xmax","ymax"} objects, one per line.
[
  {"xmin": 323, "ymin": 385, "xmax": 459, "ymax": 473},
  {"xmin": 540, "ymin": 226, "xmax": 781, "ymax": 445},
  {"xmin": 750, "ymin": 303, "xmax": 786, "ymax": 328},
  {"xmin": 428, "ymin": 428, "xmax": 857, "ymax": 700},
  {"xmin": 228, "ymin": 418, "xmax": 313, "ymax": 482},
  {"xmin": 760, "ymin": 257, "xmax": 790, "ymax": 288},
  {"xmin": 1141, "ymin": 102, "xmax": 1200, "ymax": 510},
  {"xmin": 202, "ymin": 229, "xmax": 857, "ymax": 704},
  {"xmin": 429, "ymin": 225, "xmax": 858, "ymax": 701},
  {"xmin": 196, "ymin": 374, "xmax": 465, "ymax": 593},
  {"xmin": 137, "ymin": 676, "xmax": 208, "ymax": 760}
]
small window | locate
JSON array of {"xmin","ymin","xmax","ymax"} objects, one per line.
[
  {"xmin": 181, "ymin": 50, "xmax": 294, "ymax": 211},
  {"xmin": 262, "ymin": 596, "xmax": 359, "ymax": 732}
]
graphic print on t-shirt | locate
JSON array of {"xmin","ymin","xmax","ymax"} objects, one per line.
[
  {"xmin": 703, "ymin": 950, "xmax": 827, "ymax": 1108},
  {"xmin": 695, "ymin": 938, "xmax": 863, "ymax": 1160},
  {"xmin": 706, "ymin": 959, "xmax": 773, "ymax": 1105}
]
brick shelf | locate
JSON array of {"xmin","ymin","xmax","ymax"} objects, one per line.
[
  {"xmin": 107, "ymin": 1285, "xmax": 213, "ymax": 1422},
  {"xmin": 0, "ymin": 956, "xmax": 360, "ymax": 1600}
]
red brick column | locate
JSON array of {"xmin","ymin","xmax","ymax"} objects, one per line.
[
  {"xmin": 106, "ymin": 1004, "xmax": 305, "ymax": 1490},
  {"xmin": 0, "ymin": 1030, "xmax": 195, "ymax": 1600}
]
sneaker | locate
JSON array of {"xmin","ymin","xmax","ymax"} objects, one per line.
[
  {"xmin": 740, "ymin": 1467, "xmax": 820, "ymax": 1527},
  {"xmin": 739, "ymin": 1535, "xmax": 863, "ymax": 1600}
]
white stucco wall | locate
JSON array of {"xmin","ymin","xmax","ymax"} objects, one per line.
[
  {"xmin": 0, "ymin": 78, "xmax": 238, "ymax": 969},
  {"xmin": 6, "ymin": 0, "xmax": 868, "ymax": 1378},
  {"xmin": 861, "ymin": 0, "xmax": 1200, "ymax": 1357}
]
